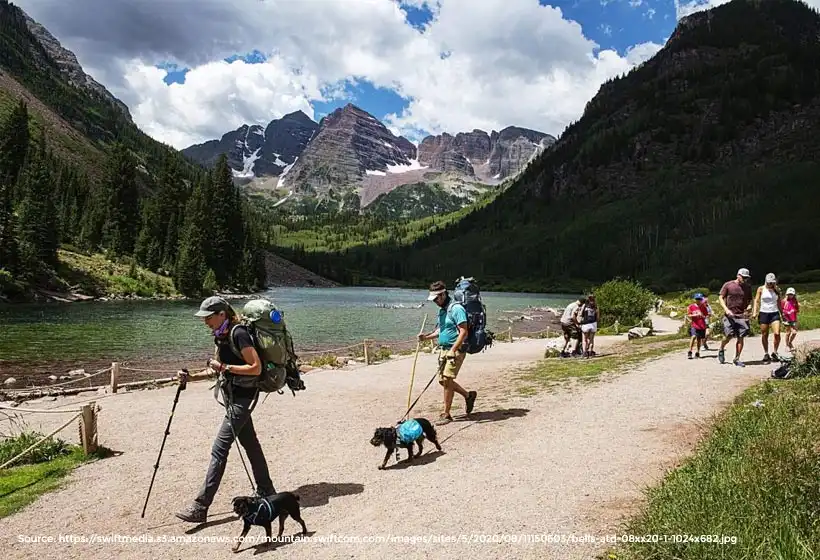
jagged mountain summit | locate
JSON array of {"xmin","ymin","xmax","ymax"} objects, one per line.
[
  {"xmin": 181, "ymin": 110, "xmax": 318, "ymax": 184},
  {"xmin": 182, "ymin": 103, "xmax": 553, "ymax": 207}
]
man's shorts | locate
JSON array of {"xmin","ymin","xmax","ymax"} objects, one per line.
[
  {"xmin": 758, "ymin": 311, "xmax": 781, "ymax": 325},
  {"xmin": 561, "ymin": 322, "xmax": 581, "ymax": 340},
  {"xmin": 690, "ymin": 327, "xmax": 707, "ymax": 339},
  {"xmin": 437, "ymin": 348, "xmax": 466, "ymax": 383},
  {"xmin": 722, "ymin": 315, "xmax": 750, "ymax": 338}
]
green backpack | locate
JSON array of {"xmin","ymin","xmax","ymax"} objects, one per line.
[{"xmin": 225, "ymin": 299, "xmax": 305, "ymax": 396}]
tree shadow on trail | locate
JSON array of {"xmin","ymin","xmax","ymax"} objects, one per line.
[
  {"xmin": 440, "ymin": 408, "xmax": 529, "ymax": 445},
  {"xmin": 292, "ymin": 481, "xmax": 365, "ymax": 508}
]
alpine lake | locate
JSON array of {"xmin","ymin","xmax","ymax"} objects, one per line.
[{"xmin": 0, "ymin": 287, "xmax": 575, "ymax": 386}]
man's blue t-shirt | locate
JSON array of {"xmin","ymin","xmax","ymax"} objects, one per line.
[{"xmin": 438, "ymin": 303, "xmax": 467, "ymax": 349}]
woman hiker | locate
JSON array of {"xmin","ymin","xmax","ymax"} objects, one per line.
[
  {"xmin": 579, "ymin": 294, "xmax": 599, "ymax": 358},
  {"xmin": 752, "ymin": 272, "xmax": 783, "ymax": 364},
  {"xmin": 174, "ymin": 296, "xmax": 276, "ymax": 523}
]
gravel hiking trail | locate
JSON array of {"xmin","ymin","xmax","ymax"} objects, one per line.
[{"xmin": 4, "ymin": 321, "xmax": 818, "ymax": 560}]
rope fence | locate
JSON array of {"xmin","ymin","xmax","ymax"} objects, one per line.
[
  {"xmin": 0, "ymin": 400, "xmax": 100, "ymax": 471},
  {"xmin": 0, "ymin": 320, "xmax": 573, "ymax": 401}
]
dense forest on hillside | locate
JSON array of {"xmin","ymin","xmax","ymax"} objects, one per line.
[
  {"xmin": 277, "ymin": 0, "xmax": 820, "ymax": 292},
  {"xmin": 0, "ymin": 0, "xmax": 266, "ymax": 300}
]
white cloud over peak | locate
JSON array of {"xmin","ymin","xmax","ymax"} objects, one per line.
[{"xmin": 16, "ymin": 0, "xmax": 664, "ymax": 149}]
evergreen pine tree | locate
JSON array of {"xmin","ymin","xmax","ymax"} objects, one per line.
[
  {"xmin": 102, "ymin": 142, "xmax": 140, "ymax": 256},
  {"xmin": 0, "ymin": 100, "xmax": 29, "ymax": 272},
  {"xmin": 0, "ymin": 100, "xmax": 30, "ymax": 204},
  {"xmin": 174, "ymin": 176, "xmax": 209, "ymax": 297},
  {"xmin": 16, "ymin": 133, "xmax": 59, "ymax": 272},
  {"xmin": 207, "ymin": 155, "xmax": 245, "ymax": 287}
]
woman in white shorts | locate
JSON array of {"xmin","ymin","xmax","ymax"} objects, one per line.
[{"xmin": 578, "ymin": 294, "xmax": 599, "ymax": 358}]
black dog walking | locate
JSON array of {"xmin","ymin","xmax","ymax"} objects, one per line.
[
  {"xmin": 371, "ymin": 417, "xmax": 442, "ymax": 469},
  {"xmin": 231, "ymin": 492, "xmax": 308, "ymax": 552}
]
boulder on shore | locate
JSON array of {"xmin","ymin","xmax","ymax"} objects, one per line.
[{"xmin": 627, "ymin": 327, "xmax": 652, "ymax": 340}]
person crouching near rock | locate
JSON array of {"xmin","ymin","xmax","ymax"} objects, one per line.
[
  {"xmin": 175, "ymin": 296, "xmax": 276, "ymax": 523},
  {"xmin": 418, "ymin": 281, "xmax": 477, "ymax": 426},
  {"xmin": 560, "ymin": 297, "xmax": 585, "ymax": 357}
]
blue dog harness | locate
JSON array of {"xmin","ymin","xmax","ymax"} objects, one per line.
[
  {"xmin": 245, "ymin": 498, "xmax": 275, "ymax": 525},
  {"xmin": 397, "ymin": 419, "xmax": 423, "ymax": 444}
]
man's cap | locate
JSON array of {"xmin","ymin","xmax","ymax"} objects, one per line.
[
  {"xmin": 693, "ymin": 292, "xmax": 704, "ymax": 300},
  {"xmin": 427, "ymin": 289, "xmax": 446, "ymax": 301},
  {"xmin": 786, "ymin": 287, "xmax": 796, "ymax": 295},
  {"xmin": 737, "ymin": 267, "xmax": 751, "ymax": 278},
  {"xmin": 765, "ymin": 272, "xmax": 777, "ymax": 283},
  {"xmin": 194, "ymin": 296, "xmax": 231, "ymax": 317}
]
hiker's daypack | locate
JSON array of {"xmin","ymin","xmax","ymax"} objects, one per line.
[
  {"xmin": 449, "ymin": 276, "xmax": 494, "ymax": 354},
  {"xmin": 225, "ymin": 298, "xmax": 305, "ymax": 396}
]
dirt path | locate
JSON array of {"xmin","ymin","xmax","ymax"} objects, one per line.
[{"xmin": 3, "ymin": 326, "xmax": 818, "ymax": 560}]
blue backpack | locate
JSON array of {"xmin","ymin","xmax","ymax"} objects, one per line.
[{"xmin": 448, "ymin": 276, "xmax": 494, "ymax": 354}]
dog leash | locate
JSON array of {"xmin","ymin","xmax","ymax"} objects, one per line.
[{"xmin": 397, "ymin": 370, "xmax": 438, "ymax": 424}]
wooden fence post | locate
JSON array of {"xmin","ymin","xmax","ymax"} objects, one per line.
[
  {"xmin": 79, "ymin": 402, "xmax": 98, "ymax": 455},
  {"xmin": 110, "ymin": 362, "xmax": 119, "ymax": 393},
  {"xmin": 363, "ymin": 340, "xmax": 370, "ymax": 365},
  {"xmin": 508, "ymin": 326, "xmax": 513, "ymax": 343}
]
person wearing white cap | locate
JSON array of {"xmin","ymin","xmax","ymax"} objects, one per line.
[
  {"xmin": 718, "ymin": 268, "xmax": 754, "ymax": 367},
  {"xmin": 781, "ymin": 287, "xmax": 800, "ymax": 352},
  {"xmin": 418, "ymin": 280, "xmax": 477, "ymax": 425},
  {"xmin": 752, "ymin": 272, "xmax": 783, "ymax": 363}
]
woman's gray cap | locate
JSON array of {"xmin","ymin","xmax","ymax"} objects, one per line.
[{"xmin": 194, "ymin": 296, "xmax": 230, "ymax": 317}]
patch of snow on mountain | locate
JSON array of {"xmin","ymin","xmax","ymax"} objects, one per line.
[
  {"xmin": 365, "ymin": 169, "xmax": 387, "ymax": 176},
  {"xmin": 386, "ymin": 159, "xmax": 428, "ymax": 174},
  {"xmin": 274, "ymin": 156, "xmax": 287, "ymax": 167},
  {"xmin": 277, "ymin": 157, "xmax": 298, "ymax": 188},
  {"xmin": 272, "ymin": 190, "xmax": 293, "ymax": 207},
  {"xmin": 382, "ymin": 141, "xmax": 393, "ymax": 148},
  {"xmin": 492, "ymin": 173, "xmax": 500, "ymax": 179},
  {"xmin": 252, "ymin": 127, "xmax": 264, "ymax": 137},
  {"xmin": 232, "ymin": 148, "xmax": 261, "ymax": 179}
]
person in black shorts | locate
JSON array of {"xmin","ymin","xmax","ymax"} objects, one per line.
[{"xmin": 559, "ymin": 297, "xmax": 585, "ymax": 357}]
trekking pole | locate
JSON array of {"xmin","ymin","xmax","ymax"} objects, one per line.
[
  {"xmin": 141, "ymin": 369, "xmax": 187, "ymax": 518},
  {"xmin": 407, "ymin": 314, "xmax": 428, "ymax": 412}
]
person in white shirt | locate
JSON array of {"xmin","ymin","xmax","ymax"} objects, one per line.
[{"xmin": 559, "ymin": 297, "xmax": 585, "ymax": 357}]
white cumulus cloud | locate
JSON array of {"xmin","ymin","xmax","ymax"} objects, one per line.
[{"xmin": 16, "ymin": 0, "xmax": 664, "ymax": 149}]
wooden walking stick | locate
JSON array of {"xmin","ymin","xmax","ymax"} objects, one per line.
[{"xmin": 407, "ymin": 314, "xmax": 428, "ymax": 412}]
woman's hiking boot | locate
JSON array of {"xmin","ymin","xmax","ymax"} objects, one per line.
[
  {"xmin": 763, "ymin": 354, "xmax": 771, "ymax": 364},
  {"xmin": 175, "ymin": 502, "xmax": 207, "ymax": 523},
  {"xmin": 687, "ymin": 351, "xmax": 693, "ymax": 360},
  {"xmin": 718, "ymin": 350, "xmax": 725, "ymax": 364},
  {"xmin": 771, "ymin": 352, "xmax": 780, "ymax": 362},
  {"xmin": 436, "ymin": 414, "xmax": 453, "ymax": 426}
]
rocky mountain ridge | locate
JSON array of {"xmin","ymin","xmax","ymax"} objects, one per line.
[
  {"xmin": 22, "ymin": 12, "xmax": 132, "ymax": 121},
  {"xmin": 182, "ymin": 103, "xmax": 554, "ymax": 208}
]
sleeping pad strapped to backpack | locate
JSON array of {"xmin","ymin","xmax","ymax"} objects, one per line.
[
  {"xmin": 226, "ymin": 298, "xmax": 305, "ymax": 395},
  {"xmin": 449, "ymin": 276, "xmax": 494, "ymax": 354}
]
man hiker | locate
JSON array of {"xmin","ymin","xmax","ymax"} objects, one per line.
[
  {"xmin": 560, "ymin": 297, "xmax": 585, "ymax": 357},
  {"xmin": 718, "ymin": 268, "xmax": 754, "ymax": 367},
  {"xmin": 418, "ymin": 280, "xmax": 477, "ymax": 425}
]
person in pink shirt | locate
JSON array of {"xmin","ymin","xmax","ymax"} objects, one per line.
[
  {"xmin": 700, "ymin": 295, "xmax": 714, "ymax": 350},
  {"xmin": 687, "ymin": 293, "xmax": 708, "ymax": 359},
  {"xmin": 781, "ymin": 287, "xmax": 800, "ymax": 352}
]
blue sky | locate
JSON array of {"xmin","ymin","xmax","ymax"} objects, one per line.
[{"xmin": 152, "ymin": 0, "xmax": 680, "ymax": 138}]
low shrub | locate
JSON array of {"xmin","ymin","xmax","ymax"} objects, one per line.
[{"xmin": 593, "ymin": 279, "xmax": 657, "ymax": 328}]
